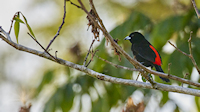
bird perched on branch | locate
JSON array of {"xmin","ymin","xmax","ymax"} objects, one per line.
[{"xmin": 124, "ymin": 32, "xmax": 170, "ymax": 82}]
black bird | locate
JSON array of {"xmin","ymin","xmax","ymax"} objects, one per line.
[{"xmin": 124, "ymin": 32, "xmax": 170, "ymax": 82}]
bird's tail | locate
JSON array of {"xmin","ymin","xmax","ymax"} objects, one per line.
[{"xmin": 155, "ymin": 65, "xmax": 170, "ymax": 82}]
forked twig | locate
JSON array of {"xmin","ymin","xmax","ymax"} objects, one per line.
[
  {"xmin": 188, "ymin": 32, "xmax": 200, "ymax": 74},
  {"xmin": 85, "ymin": 50, "xmax": 98, "ymax": 67},
  {"xmin": 136, "ymin": 73, "xmax": 141, "ymax": 81},
  {"xmin": 28, "ymin": 33, "xmax": 57, "ymax": 61},
  {"xmin": 83, "ymin": 39, "xmax": 95, "ymax": 66},
  {"xmin": 168, "ymin": 32, "xmax": 200, "ymax": 74},
  {"xmin": 168, "ymin": 41, "xmax": 188, "ymax": 57},
  {"xmin": 68, "ymin": 0, "xmax": 82, "ymax": 9},
  {"xmin": 9, "ymin": 12, "xmax": 19, "ymax": 34}
]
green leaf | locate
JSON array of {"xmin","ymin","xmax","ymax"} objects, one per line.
[
  {"xmin": 34, "ymin": 70, "xmax": 54, "ymax": 97},
  {"xmin": 195, "ymin": 96, "xmax": 200, "ymax": 112},
  {"xmin": 14, "ymin": 13, "xmax": 20, "ymax": 43},
  {"xmin": 20, "ymin": 12, "xmax": 36, "ymax": 38},
  {"xmin": 13, "ymin": 16, "xmax": 24, "ymax": 24},
  {"xmin": 44, "ymin": 83, "xmax": 75, "ymax": 112}
]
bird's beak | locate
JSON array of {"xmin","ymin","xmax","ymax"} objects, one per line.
[{"xmin": 124, "ymin": 36, "xmax": 131, "ymax": 40}]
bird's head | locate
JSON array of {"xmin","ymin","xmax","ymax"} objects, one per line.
[{"xmin": 124, "ymin": 32, "xmax": 145, "ymax": 43}]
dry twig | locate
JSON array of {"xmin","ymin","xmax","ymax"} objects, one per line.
[
  {"xmin": 28, "ymin": 33, "xmax": 57, "ymax": 61},
  {"xmin": 45, "ymin": 0, "xmax": 67, "ymax": 51},
  {"xmin": 191, "ymin": 0, "xmax": 200, "ymax": 19},
  {"xmin": 85, "ymin": 50, "xmax": 98, "ymax": 67},
  {"xmin": 94, "ymin": 54, "xmax": 142, "ymax": 72},
  {"xmin": 76, "ymin": 0, "xmax": 200, "ymax": 87},
  {"xmin": 168, "ymin": 63, "xmax": 171, "ymax": 75},
  {"xmin": 83, "ymin": 39, "xmax": 95, "ymax": 66},
  {"xmin": 168, "ymin": 32, "xmax": 200, "ymax": 74}
]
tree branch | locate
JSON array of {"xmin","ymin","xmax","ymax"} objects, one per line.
[
  {"xmin": 188, "ymin": 32, "xmax": 200, "ymax": 74},
  {"xmin": 94, "ymin": 54, "xmax": 142, "ymax": 72},
  {"xmin": 191, "ymin": 0, "xmax": 200, "ymax": 19},
  {"xmin": 83, "ymin": 39, "xmax": 95, "ymax": 66},
  {"xmin": 1, "ymin": 0, "xmax": 200, "ymax": 96},
  {"xmin": 77, "ymin": 0, "xmax": 200, "ymax": 87},
  {"xmin": 1, "ymin": 32, "xmax": 200, "ymax": 96},
  {"xmin": 168, "ymin": 32, "xmax": 200, "ymax": 75},
  {"xmin": 45, "ymin": 0, "xmax": 67, "ymax": 51}
]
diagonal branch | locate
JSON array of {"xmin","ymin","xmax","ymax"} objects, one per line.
[
  {"xmin": 76, "ymin": 0, "xmax": 200, "ymax": 86},
  {"xmin": 1, "ymin": 0, "xmax": 200, "ymax": 96},
  {"xmin": 94, "ymin": 54, "xmax": 142, "ymax": 72},
  {"xmin": 45, "ymin": 0, "xmax": 67, "ymax": 51},
  {"xmin": 188, "ymin": 32, "xmax": 200, "ymax": 74},
  {"xmin": 83, "ymin": 39, "xmax": 95, "ymax": 66},
  {"xmin": 27, "ymin": 33, "xmax": 57, "ymax": 61},
  {"xmin": 168, "ymin": 32, "xmax": 200, "ymax": 74},
  {"xmin": 191, "ymin": 0, "xmax": 200, "ymax": 19},
  {"xmin": 1, "ymin": 32, "xmax": 200, "ymax": 96}
]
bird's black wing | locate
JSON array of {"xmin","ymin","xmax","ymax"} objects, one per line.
[{"xmin": 132, "ymin": 44, "xmax": 157, "ymax": 63}]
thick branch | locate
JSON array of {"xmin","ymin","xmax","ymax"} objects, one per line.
[
  {"xmin": 1, "ymin": 33, "xmax": 200, "ymax": 96},
  {"xmin": 77, "ymin": 1, "xmax": 200, "ymax": 87}
]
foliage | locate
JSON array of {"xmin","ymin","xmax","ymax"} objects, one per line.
[
  {"xmin": 4, "ymin": 0, "xmax": 200, "ymax": 112},
  {"xmin": 35, "ymin": 7, "xmax": 200, "ymax": 111}
]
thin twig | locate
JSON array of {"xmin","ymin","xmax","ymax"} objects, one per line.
[
  {"xmin": 9, "ymin": 12, "xmax": 19, "ymax": 34},
  {"xmin": 85, "ymin": 50, "xmax": 98, "ymax": 67},
  {"xmin": 55, "ymin": 51, "xmax": 58, "ymax": 59},
  {"xmin": 94, "ymin": 54, "xmax": 142, "ymax": 72},
  {"xmin": 188, "ymin": 31, "xmax": 200, "ymax": 74},
  {"xmin": 181, "ymin": 73, "xmax": 189, "ymax": 87},
  {"xmin": 83, "ymin": 39, "xmax": 95, "ymax": 66},
  {"xmin": 168, "ymin": 63, "xmax": 171, "ymax": 75},
  {"xmin": 28, "ymin": 33, "xmax": 57, "ymax": 61},
  {"xmin": 168, "ymin": 32, "xmax": 200, "ymax": 75},
  {"xmin": 136, "ymin": 73, "xmax": 140, "ymax": 81},
  {"xmin": 68, "ymin": 0, "xmax": 82, "ymax": 9},
  {"xmin": 168, "ymin": 41, "xmax": 189, "ymax": 57},
  {"xmin": 45, "ymin": 0, "xmax": 67, "ymax": 51},
  {"xmin": 191, "ymin": 0, "xmax": 200, "ymax": 19}
]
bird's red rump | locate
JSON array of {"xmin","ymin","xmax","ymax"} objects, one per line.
[{"xmin": 149, "ymin": 45, "xmax": 162, "ymax": 66}]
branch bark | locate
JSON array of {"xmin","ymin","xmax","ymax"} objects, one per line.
[
  {"xmin": 1, "ymin": 0, "xmax": 200, "ymax": 97},
  {"xmin": 76, "ymin": 0, "xmax": 200, "ymax": 87},
  {"xmin": 191, "ymin": 0, "xmax": 200, "ymax": 19},
  {"xmin": 1, "ymin": 30, "xmax": 200, "ymax": 96}
]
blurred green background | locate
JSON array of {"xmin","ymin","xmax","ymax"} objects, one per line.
[{"xmin": 1, "ymin": 0, "xmax": 200, "ymax": 112}]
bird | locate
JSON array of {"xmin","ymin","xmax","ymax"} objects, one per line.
[{"xmin": 124, "ymin": 32, "xmax": 170, "ymax": 82}]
